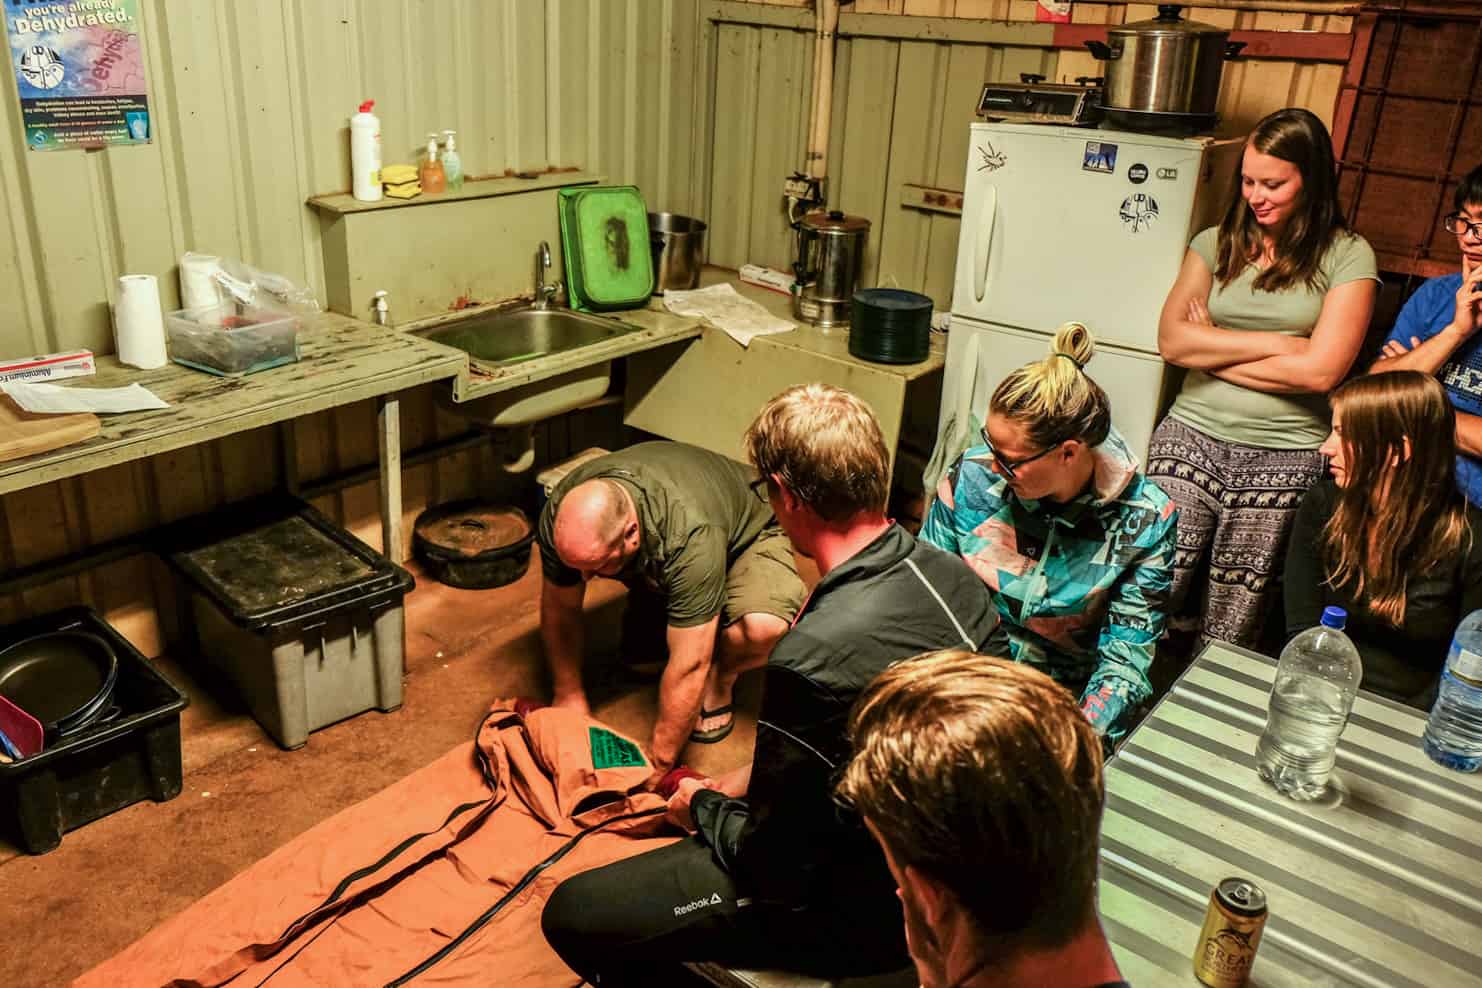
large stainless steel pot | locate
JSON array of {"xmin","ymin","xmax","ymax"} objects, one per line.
[
  {"xmin": 648, "ymin": 212, "xmax": 707, "ymax": 293},
  {"xmin": 1086, "ymin": 4, "xmax": 1244, "ymax": 131}
]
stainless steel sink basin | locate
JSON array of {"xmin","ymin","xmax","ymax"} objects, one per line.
[
  {"xmin": 417, "ymin": 305, "xmax": 637, "ymax": 428},
  {"xmin": 419, "ymin": 307, "xmax": 633, "ymax": 365}
]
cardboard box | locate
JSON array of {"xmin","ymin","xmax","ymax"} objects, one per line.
[{"xmin": 0, "ymin": 350, "xmax": 95, "ymax": 384}]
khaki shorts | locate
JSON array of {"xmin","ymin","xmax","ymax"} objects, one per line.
[
  {"xmin": 621, "ymin": 526, "xmax": 805, "ymax": 654},
  {"xmin": 722, "ymin": 524, "xmax": 807, "ymax": 627}
]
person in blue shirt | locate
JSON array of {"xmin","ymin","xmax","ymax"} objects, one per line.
[{"xmin": 1370, "ymin": 163, "xmax": 1482, "ymax": 506}]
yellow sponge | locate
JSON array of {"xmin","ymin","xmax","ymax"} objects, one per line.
[
  {"xmin": 381, "ymin": 164, "xmax": 418, "ymax": 185},
  {"xmin": 384, "ymin": 180, "xmax": 421, "ymax": 200}
]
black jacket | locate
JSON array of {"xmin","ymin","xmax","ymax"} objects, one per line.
[
  {"xmin": 1285, "ymin": 478, "xmax": 1482, "ymax": 707},
  {"xmin": 690, "ymin": 525, "xmax": 1002, "ymax": 969}
]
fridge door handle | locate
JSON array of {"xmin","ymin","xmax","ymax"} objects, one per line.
[{"xmin": 973, "ymin": 184, "xmax": 997, "ymax": 303}]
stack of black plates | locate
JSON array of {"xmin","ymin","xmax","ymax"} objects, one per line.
[{"xmin": 849, "ymin": 288, "xmax": 933, "ymax": 365}]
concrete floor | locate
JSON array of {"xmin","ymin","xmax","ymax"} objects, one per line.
[{"xmin": 0, "ymin": 557, "xmax": 764, "ymax": 987}]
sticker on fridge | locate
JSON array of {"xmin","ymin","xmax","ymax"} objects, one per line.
[
  {"xmin": 5, "ymin": 0, "xmax": 151, "ymax": 151},
  {"xmin": 1119, "ymin": 194, "xmax": 1159, "ymax": 233},
  {"xmin": 1083, "ymin": 141, "xmax": 1117, "ymax": 174},
  {"xmin": 977, "ymin": 141, "xmax": 1007, "ymax": 172}
]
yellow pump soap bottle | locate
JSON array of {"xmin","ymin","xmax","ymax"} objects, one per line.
[{"xmin": 419, "ymin": 133, "xmax": 446, "ymax": 195}]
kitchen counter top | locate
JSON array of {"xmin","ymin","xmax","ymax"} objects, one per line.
[
  {"xmin": 0, "ymin": 310, "xmax": 463, "ymax": 497},
  {"xmin": 697, "ymin": 267, "xmax": 946, "ymax": 380},
  {"xmin": 624, "ymin": 268, "xmax": 947, "ymax": 477},
  {"xmin": 392, "ymin": 264, "xmax": 943, "ymax": 407}
]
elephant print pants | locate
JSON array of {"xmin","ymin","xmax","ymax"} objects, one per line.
[{"xmin": 1146, "ymin": 417, "xmax": 1325, "ymax": 649}]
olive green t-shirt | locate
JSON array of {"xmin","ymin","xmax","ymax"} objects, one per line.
[
  {"xmin": 1167, "ymin": 227, "xmax": 1378, "ymax": 449},
  {"xmin": 538, "ymin": 441, "xmax": 773, "ymax": 627}
]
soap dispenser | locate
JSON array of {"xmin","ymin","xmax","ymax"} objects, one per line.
[
  {"xmin": 419, "ymin": 133, "xmax": 446, "ymax": 195},
  {"xmin": 441, "ymin": 130, "xmax": 463, "ymax": 191}
]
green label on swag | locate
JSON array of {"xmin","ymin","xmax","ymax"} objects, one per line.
[{"xmin": 589, "ymin": 727, "xmax": 647, "ymax": 769}]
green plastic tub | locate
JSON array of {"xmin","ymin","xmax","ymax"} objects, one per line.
[{"xmin": 557, "ymin": 185, "xmax": 655, "ymax": 312}]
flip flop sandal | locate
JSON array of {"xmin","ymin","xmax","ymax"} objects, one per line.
[{"xmin": 688, "ymin": 704, "xmax": 735, "ymax": 744}]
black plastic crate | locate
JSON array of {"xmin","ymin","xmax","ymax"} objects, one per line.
[{"xmin": 0, "ymin": 607, "xmax": 187, "ymax": 854}]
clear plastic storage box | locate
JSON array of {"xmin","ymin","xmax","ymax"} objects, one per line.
[{"xmin": 165, "ymin": 302, "xmax": 300, "ymax": 376}]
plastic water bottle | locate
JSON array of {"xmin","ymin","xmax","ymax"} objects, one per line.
[
  {"xmin": 1422, "ymin": 610, "xmax": 1482, "ymax": 772},
  {"xmin": 1255, "ymin": 607, "xmax": 1362, "ymax": 800}
]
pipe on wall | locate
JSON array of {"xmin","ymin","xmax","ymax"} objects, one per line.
[{"xmin": 806, "ymin": 0, "xmax": 841, "ymax": 181}]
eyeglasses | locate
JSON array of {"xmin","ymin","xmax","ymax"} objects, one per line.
[
  {"xmin": 1443, "ymin": 213, "xmax": 1482, "ymax": 239},
  {"xmin": 748, "ymin": 476, "xmax": 772, "ymax": 502},
  {"xmin": 980, "ymin": 429, "xmax": 1058, "ymax": 480}
]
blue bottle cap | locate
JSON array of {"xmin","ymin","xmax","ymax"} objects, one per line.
[{"xmin": 1321, "ymin": 606, "xmax": 1347, "ymax": 630}]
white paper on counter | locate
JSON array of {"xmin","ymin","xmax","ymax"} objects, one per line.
[
  {"xmin": 661, "ymin": 283, "xmax": 795, "ymax": 347},
  {"xmin": 1, "ymin": 381, "xmax": 170, "ymax": 414}
]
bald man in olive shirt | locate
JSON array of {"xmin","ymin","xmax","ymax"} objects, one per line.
[{"xmin": 538, "ymin": 441, "xmax": 804, "ymax": 784}]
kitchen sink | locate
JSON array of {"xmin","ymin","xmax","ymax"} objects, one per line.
[
  {"xmin": 416, "ymin": 305, "xmax": 636, "ymax": 428},
  {"xmin": 418, "ymin": 306, "xmax": 634, "ymax": 365}
]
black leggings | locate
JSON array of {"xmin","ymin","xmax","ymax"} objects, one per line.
[{"xmin": 541, "ymin": 836, "xmax": 907, "ymax": 985}]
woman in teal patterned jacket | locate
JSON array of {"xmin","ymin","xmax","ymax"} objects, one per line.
[{"xmin": 923, "ymin": 323, "xmax": 1178, "ymax": 742}]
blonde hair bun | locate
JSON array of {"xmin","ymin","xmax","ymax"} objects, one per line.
[
  {"xmin": 1052, "ymin": 322, "xmax": 1095, "ymax": 368},
  {"xmin": 989, "ymin": 320, "xmax": 1111, "ymax": 448}
]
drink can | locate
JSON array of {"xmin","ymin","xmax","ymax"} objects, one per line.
[{"xmin": 1193, "ymin": 877, "xmax": 1268, "ymax": 988}]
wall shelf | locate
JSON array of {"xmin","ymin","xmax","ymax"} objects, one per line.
[{"xmin": 306, "ymin": 171, "xmax": 602, "ymax": 217}]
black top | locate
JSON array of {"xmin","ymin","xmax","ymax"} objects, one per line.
[
  {"xmin": 689, "ymin": 525, "xmax": 1001, "ymax": 972},
  {"xmin": 1284, "ymin": 478, "xmax": 1482, "ymax": 707}
]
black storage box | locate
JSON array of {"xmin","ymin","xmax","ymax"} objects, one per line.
[
  {"xmin": 161, "ymin": 496, "xmax": 414, "ymax": 750},
  {"xmin": 0, "ymin": 607, "xmax": 187, "ymax": 854}
]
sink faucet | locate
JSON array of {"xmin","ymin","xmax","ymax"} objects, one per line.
[{"xmin": 534, "ymin": 241, "xmax": 561, "ymax": 310}]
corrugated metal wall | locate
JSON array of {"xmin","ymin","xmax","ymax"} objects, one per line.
[
  {"xmin": 708, "ymin": 1, "xmax": 1353, "ymax": 307},
  {"xmin": 0, "ymin": 0, "xmax": 705, "ymax": 358},
  {"xmin": 0, "ymin": 0, "xmax": 703, "ymax": 656}
]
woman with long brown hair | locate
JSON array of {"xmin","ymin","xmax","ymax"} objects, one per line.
[
  {"xmin": 1284, "ymin": 372, "xmax": 1482, "ymax": 707},
  {"xmin": 1151, "ymin": 107, "xmax": 1379, "ymax": 649}
]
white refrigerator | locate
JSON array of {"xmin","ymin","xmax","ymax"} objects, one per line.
[{"xmin": 937, "ymin": 122, "xmax": 1243, "ymax": 464}]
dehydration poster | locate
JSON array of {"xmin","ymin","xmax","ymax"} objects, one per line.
[{"xmin": 4, "ymin": 0, "xmax": 150, "ymax": 150}]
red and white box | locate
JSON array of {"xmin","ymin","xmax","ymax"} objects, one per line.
[{"xmin": 0, "ymin": 350, "xmax": 96, "ymax": 385}]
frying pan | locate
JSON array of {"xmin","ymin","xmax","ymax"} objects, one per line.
[{"xmin": 0, "ymin": 630, "xmax": 118, "ymax": 743}]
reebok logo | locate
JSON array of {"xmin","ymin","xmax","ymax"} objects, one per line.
[{"xmin": 673, "ymin": 892, "xmax": 723, "ymax": 917}]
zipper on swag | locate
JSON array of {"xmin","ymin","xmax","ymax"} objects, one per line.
[
  {"xmin": 385, "ymin": 805, "xmax": 668, "ymax": 987},
  {"xmin": 270, "ymin": 711, "xmax": 513, "ymax": 946}
]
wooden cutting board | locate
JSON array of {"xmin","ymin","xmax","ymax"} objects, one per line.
[{"xmin": 0, "ymin": 394, "xmax": 100, "ymax": 464}]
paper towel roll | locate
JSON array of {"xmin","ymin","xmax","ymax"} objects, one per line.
[
  {"xmin": 114, "ymin": 274, "xmax": 169, "ymax": 370},
  {"xmin": 179, "ymin": 252, "xmax": 223, "ymax": 311}
]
